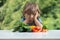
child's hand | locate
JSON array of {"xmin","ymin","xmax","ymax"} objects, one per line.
[
  {"xmin": 34, "ymin": 12, "xmax": 39, "ymax": 19},
  {"xmin": 25, "ymin": 14, "xmax": 29, "ymax": 19},
  {"xmin": 24, "ymin": 14, "xmax": 30, "ymax": 22},
  {"xmin": 23, "ymin": 14, "xmax": 30, "ymax": 24}
]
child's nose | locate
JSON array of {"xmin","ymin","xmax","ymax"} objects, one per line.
[{"xmin": 31, "ymin": 15, "xmax": 34, "ymax": 18}]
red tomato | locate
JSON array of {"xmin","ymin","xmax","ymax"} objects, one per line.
[{"xmin": 32, "ymin": 26, "xmax": 42, "ymax": 32}]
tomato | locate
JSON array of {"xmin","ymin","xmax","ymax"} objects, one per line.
[{"xmin": 32, "ymin": 26, "xmax": 42, "ymax": 32}]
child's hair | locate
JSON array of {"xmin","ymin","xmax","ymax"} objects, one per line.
[{"xmin": 23, "ymin": 2, "xmax": 41, "ymax": 16}]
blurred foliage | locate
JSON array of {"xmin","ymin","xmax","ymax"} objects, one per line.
[{"xmin": 0, "ymin": 0, "xmax": 60, "ymax": 30}]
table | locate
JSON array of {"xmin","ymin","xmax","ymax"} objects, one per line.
[{"xmin": 0, "ymin": 30, "xmax": 60, "ymax": 40}]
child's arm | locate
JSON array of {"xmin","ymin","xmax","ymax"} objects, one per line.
[
  {"xmin": 34, "ymin": 13, "xmax": 43, "ymax": 27},
  {"xmin": 34, "ymin": 18, "xmax": 43, "ymax": 27}
]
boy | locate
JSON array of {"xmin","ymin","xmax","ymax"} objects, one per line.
[{"xmin": 21, "ymin": 2, "xmax": 43, "ymax": 27}]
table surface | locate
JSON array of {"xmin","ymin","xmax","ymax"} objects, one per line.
[{"xmin": 0, "ymin": 30, "xmax": 60, "ymax": 39}]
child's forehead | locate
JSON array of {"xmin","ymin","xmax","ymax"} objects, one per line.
[{"xmin": 26, "ymin": 9, "xmax": 37, "ymax": 14}]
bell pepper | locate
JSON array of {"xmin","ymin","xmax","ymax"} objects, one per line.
[{"xmin": 29, "ymin": 26, "xmax": 35, "ymax": 29}]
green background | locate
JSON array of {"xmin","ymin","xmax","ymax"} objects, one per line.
[{"xmin": 0, "ymin": 0, "xmax": 60, "ymax": 30}]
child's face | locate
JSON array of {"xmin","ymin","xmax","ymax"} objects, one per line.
[
  {"xmin": 25, "ymin": 14, "xmax": 34, "ymax": 19},
  {"xmin": 24, "ymin": 11, "xmax": 39, "ymax": 21}
]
